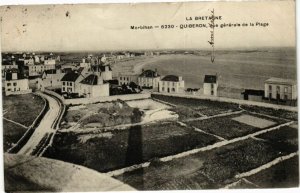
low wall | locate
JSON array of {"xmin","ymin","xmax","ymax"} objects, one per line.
[
  {"xmin": 64, "ymin": 93, "xmax": 151, "ymax": 105},
  {"xmin": 152, "ymin": 92, "xmax": 298, "ymax": 112},
  {"xmin": 7, "ymin": 93, "xmax": 49, "ymax": 154},
  {"xmin": 44, "ymin": 89, "xmax": 65, "ymax": 102},
  {"xmin": 6, "ymin": 89, "xmax": 32, "ymax": 96}
]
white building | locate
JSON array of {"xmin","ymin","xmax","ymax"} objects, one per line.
[
  {"xmin": 44, "ymin": 59, "xmax": 56, "ymax": 65},
  {"xmin": 24, "ymin": 57, "xmax": 35, "ymax": 65},
  {"xmin": 118, "ymin": 74, "xmax": 138, "ymax": 85},
  {"xmin": 61, "ymin": 71, "xmax": 84, "ymax": 94},
  {"xmin": 78, "ymin": 74, "xmax": 109, "ymax": 98},
  {"xmin": 37, "ymin": 69, "xmax": 65, "ymax": 91},
  {"xmin": 80, "ymin": 58, "xmax": 91, "ymax": 68},
  {"xmin": 138, "ymin": 69, "xmax": 160, "ymax": 90},
  {"xmin": 96, "ymin": 65, "xmax": 113, "ymax": 81},
  {"xmin": 159, "ymin": 75, "xmax": 185, "ymax": 93},
  {"xmin": 203, "ymin": 75, "xmax": 218, "ymax": 96},
  {"xmin": 2, "ymin": 61, "xmax": 18, "ymax": 79},
  {"xmin": 27, "ymin": 63, "xmax": 56, "ymax": 77},
  {"xmin": 4, "ymin": 69, "xmax": 32, "ymax": 96},
  {"xmin": 264, "ymin": 77, "xmax": 297, "ymax": 100}
]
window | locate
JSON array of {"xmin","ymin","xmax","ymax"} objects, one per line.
[
  {"xmin": 63, "ymin": 82, "xmax": 65, "ymax": 86},
  {"xmin": 173, "ymin": 82, "xmax": 175, "ymax": 86},
  {"xmin": 13, "ymin": 82, "xmax": 17, "ymax": 86},
  {"xmin": 211, "ymin": 90, "xmax": 214, "ymax": 95},
  {"xmin": 276, "ymin": 86, "xmax": 280, "ymax": 93},
  {"xmin": 7, "ymin": 83, "xmax": 11, "ymax": 86},
  {"xmin": 284, "ymin": 87, "xmax": 288, "ymax": 93},
  {"xmin": 211, "ymin": 83, "xmax": 214, "ymax": 89},
  {"xmin": 269, "ymin": 85, "xmax": 272, "ymax": 91},
  {"xmin": 162, "ymin": 87, "xmax": 164, "ymax": 91},
  {"xmin": 127, "ymin": 77, "xmax": 129, "ymax": 81},
  {"xmin": 7, "ymin": 88, "xmax": 11, "ymax": 91},
  {"xmin": 62, "ymin": 87, "xmax": 65, "ymax": 92},
  {"xmin": 70, "ymin": 82, "xmax": 73, "ymax": 86},
  {"xmin": 172, "ymin": 88, "xmax": 175, "ymax": 92}
]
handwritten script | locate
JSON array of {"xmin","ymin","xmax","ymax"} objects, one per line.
[{"xmin": 208, "ymin": 9, "xmax": 215, "ymax": 63}]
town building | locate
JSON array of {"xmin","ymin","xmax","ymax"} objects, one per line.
[
  {"xmin": 241, "ymin": 89, "xmax": 264, "ymax": 102},
  {"xmin": 264, "ymin": 77, "xmax": 297, "ymax": 100},
  {"xmin": 2, "ymin": 61, "xmax": 18, "ymax": 80},
  {"xmin": 78, "ymin": 74, "xmax": 110, "ymax": 98},
  {"xmin": 24, "ymin": 57, "xmax": 35, "ymax": 65},
  {"xmin": 203, "ymin": 75, "xmax": 218, "ymax": 96},
  {"xmin": 4, "ymin": 69, "xmax": 32, "ymax": 96},
  {"xmin": 80, "ymin": 58, "xmax": 91, "ymax": 68},
  {"xmin": 27, "ymin": 63, "xmax": 56, "ymax": 77},
  {"xmin": 37, "ymin": 69, "xmax": 65, "ymax": 91},
  {"xmin": 118, "ymin": 74, "xmax": 138, "ymax": 85},
  {"xmin": 92, "ymin": 65, "xmax": 113, "ymax": 81},
  {"xmin": 61, "ymin": 71, "xmax": 85, "ymax": 95},
  {"xmin": 159, "ymin": 75, "xmax": 185, "ymax": 93},
  {"xmin": 138, "ymin": 69, "xmax": 160, "ymax": 90}
]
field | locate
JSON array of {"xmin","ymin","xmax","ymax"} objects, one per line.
[
  {"xmin": 2, "ymin": 93, "xmax": 45, "ymax": 151},
  {"xmin": 61, "ymin": 100, "xmax": 143, "ymax": 130},
  {"xmin": 185, "ymin": 114, "xmax": 280, "ymax": 140},
  {"xmin": 2, "ymin": 93, "xmax": 45, "ymax": 127},
  {"xmin": 112, "ymin": 48, "xmax": 296, "ymax": 98},
  {"xmin": 152, "ymin": 94, "xmax": 240, "ymax": 117},
  {"xmin": 43, "ymin": 95, "xmax": 298, "ymax": 189},
  {"xmin": 115, "ymin": 138, "xmax": 296, "ymax": 190},
  {"xmin": 246, "ymin": 157, "xmax": 299, "ymax": 188},
  {"xmin": 44, "ymin": 122, "xmax": 219, "ymax": 172},
  {"xmin": 2, "ymin": 120, "xmax": 28, "ymax": 151}
]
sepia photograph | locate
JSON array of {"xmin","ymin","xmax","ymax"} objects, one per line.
[{"xmin": 0, "ymin": 0, "xmax": 298, "ymax": 192}]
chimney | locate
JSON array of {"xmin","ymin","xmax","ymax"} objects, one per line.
[
  {"xmin": 97, "ymin": 74, "xmax": 103, "ymax": 85},
  {"xmin": 105, "ymin": 65, "xmax": 109, "ymax": 72},
  {"xmin": 12, "ymin": 72, "xmax": 18, "ymax": 80}
]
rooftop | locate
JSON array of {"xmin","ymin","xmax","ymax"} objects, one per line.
[
  {"xmin": 139, "ymin": 69, "xmax": 159, "ymax": 78},
  {"xmin": 61, "ymin": 71, "xmax": 80, "ymax": 82},
  {"xmin": 161, "ymin": 75, "xmax": 181, "ymax": 82},
  {"xmin": 204, "ymin": 75, "xmax": 217, "ymax": 83},
  {"xmin": 80, "ymin": 74, "xmax": 99, "ymax": 85},
  {"xmin": 265, "ymin": 77, "xmax": 297, "ymax": 85}
]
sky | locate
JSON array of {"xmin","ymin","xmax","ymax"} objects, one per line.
[{"xmin": 0, "ymin": 0, "xmax": 296, "ymax": 52}]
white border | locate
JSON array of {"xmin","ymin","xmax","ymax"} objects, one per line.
[{"xmin": 0, "ymin": 1, "xmax": 299, "ymax": 193}]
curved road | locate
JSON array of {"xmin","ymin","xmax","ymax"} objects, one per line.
[{"xmin": 18, "ymin": 92, "xmax": 62, "ymax": 155}]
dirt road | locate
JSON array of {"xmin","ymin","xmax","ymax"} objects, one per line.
[{"xmin": 18, "ymin": 92, "xmax": 62, "ymax": 155}]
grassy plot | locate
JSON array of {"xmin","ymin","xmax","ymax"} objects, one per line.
[
  {"xmin": 2, "ymin": 120, "xmax": 28, "ymax": 151},
  {"xmin": 152, "ymin": 94, "xmax": 240, "ymax": 117},
  {"xmin": 241, "ymin": 105, "xmax": 297, "ymax": 121},
  {"xmin": 115, "ymin": 138, "xmax": 294, "ymax": 190},
  {"xmin": 2, "ymin": 93, "xmax": 45, "ymax": 127},
  {"xmin": 246, "ymin": 157, "xmax": 299, "ymax": 188},
  {"xmin": 44, "ymin": 122, "xmax": 219, "ymax": 172},
  {"xmin": 62, "ymin": 100, "xmax": 143, "ymax": 130},
  {"xmin": 185, "ymin": 113, "xmax": 284, "ymax": 140}
]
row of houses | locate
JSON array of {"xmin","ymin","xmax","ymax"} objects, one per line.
[
  {"xmin": 2, "ymin": 53, "xmax": 297, "ymax": 104},
  {"xmin": 242, "ymin": 78, "xmax": 297, "ymax": 102},
  {"xmin": 119, "ymin": 69, "xmax": 218, "ymax": 96}
]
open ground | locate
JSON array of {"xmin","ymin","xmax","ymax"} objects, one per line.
[{"xmin": 43, "ymin": 94, "xmax": 298, "ymax": 190}]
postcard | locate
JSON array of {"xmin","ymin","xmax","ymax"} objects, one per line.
[{"xmin": 0, "ymin": 0, "xmax": 298, "ymax": 192}]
